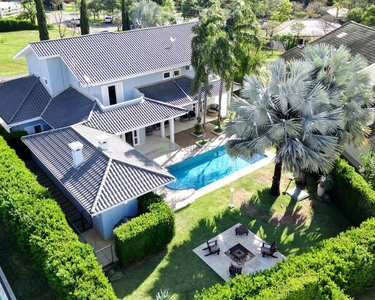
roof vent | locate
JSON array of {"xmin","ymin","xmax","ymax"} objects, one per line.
[
  {"xmin": 68, "ymin": 141, "xmax": 84, "ymax": 168},
  {"xmin": 336, "ymin": 32, "xmax": 347, "ymax": 38},
  {"xmin": 97, "ymin": 134, "xmax": 109, "ymax": 151},
  {"xmin": 170, "ymin": 36, "xmax": 176, "ymax": 43}
]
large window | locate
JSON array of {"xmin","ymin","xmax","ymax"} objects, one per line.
[
  {"xmin": 163, "ymin": 72, "xmax": 171, "ymax": 80},
  {"xmin": 108, "ymin": 85, "xmax": 117, "ymax": 105}
]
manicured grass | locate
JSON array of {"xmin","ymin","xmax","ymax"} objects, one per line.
[
  {"xmin": 112, "ymin": 164, "xmax": 352, "ymax": 300},
  {"xmin": 262, "ymin": 49, "xmax": 284, "ymax": 60},
  {"xmin": 0, "ymin": 221, "xmax": 56, "ymax": 299},
  {"xmin": 0, "ymin": 29, "xmax": 76, "ymax": 76}
]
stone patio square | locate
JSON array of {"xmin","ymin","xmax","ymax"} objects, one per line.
[{"xmin": 193, "ymin": 223, "xmax": 285, "ymax": 281}]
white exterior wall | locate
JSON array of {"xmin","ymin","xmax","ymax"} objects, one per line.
[
  {"xmin": 92, "ymin": 198, "xmax": 138, "ymax": 240},
  {"xmin": 363, "ymin": 63, "xmax": 375, "ymax": 86}
]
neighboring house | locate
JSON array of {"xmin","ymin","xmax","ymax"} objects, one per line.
[
  {"xmin": 281, "ymin": 21, "xmax": 375, "ymax": 167},
  {"xmin": 321, "ymin": 7, "xmax": 349, "ymax": 22},
  {"xmin": 272, "ymin": 19, "xmax": 340, "ymax": 49},
  {"xmin": 0, "ymin": 22, "xmax": 234, "ymax": 239},
  {"xmin": 22, "ymin": 125, "xmax": 175, "ymax": 239}
]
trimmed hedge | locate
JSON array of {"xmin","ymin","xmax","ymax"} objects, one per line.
[
  {"xmin": 114, "ymin": 193, "xmax": 175, "ymax": 266},
  {"xmin": 0, "ymin": 126, "xmax": 29, "ymax": 159},
  {"xmin": 195, "ymin": 218, "xmax": 375, "ymax": 299},
  {"xmin": 0, "ymin": 136, "xmax": 117, "ymax": 299},
  {"xmin": 331, "ymin": 158, "xmax": 375, "ymax": 225},
  {"xmin": 0, "ymin": 18, "xmax": 38, "ymax": 32}
]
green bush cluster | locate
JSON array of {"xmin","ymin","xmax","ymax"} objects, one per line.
[
  {"xmin": 0, "ymin": 18, "xmax": 37, "ymax": 32},
  {"xmin": 0, "ymin": 137, "xmax": 116, "ymax": 299},
  {"xmin": 195, "ymin": 218, "xmax": 375, "ymax": 299},
  {"xmin": 114, "ymin": 193, "xmax": 175, "ymax": 266},
  {"xmin": 0, "ymin": 126, "xmax": 29, "ymax": 159},
  {"xmin": 331, "ymin": 158, "xmax": 375, "ymax": 225}
]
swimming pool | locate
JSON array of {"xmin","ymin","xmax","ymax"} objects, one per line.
[{"xmin": 167, "ymin": 146, "xmax": 265, "ymax": 190}]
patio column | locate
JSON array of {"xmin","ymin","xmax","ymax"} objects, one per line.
[
  {"xmin": 169, "ymin": 118, "xmax": 175, "ymax": 144},
  {"xmin": 160, "ymin": 121, "xmax": 165, "ymax": 138}
]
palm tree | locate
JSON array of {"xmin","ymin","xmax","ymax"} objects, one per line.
[
  {"xmin": 80, "ymin": 0, "xmax": 90, "ymax": 35},
  {"xmin": 132, "ymin": 0, "xmax": 162, "ymax": 29},
  {"xmin": 191, "ymin": 7, "xmax": 222, "ymax": 136},
  {"xmin": 34, "ymin": 0, "xmax": 49, "ymax": 40},
  {"xmin": 121, "ymin": 0, "xmax": 132, "ymax": 31},
  {"xmin": 225, "ymin": 44, "xmax": 374, "ymax": 196}
]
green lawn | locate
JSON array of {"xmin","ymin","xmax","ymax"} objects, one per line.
[
  {"xmin": 262, "ymin": 49, "xmax": 284, "ymax": 61},
  {"xmin": 0, "ymin": 29, "xmax": 76, "ymax": 76},
  {"xmin": 112, "ymin": 164, "xmax": 352, "ymax": 300},
  {"xmin": 0, "ymin": 221, "xmax": 56, "ymax": 299}
]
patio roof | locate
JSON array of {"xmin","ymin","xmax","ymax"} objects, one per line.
[{"xmin": 84, "ymin": 98, "xmax": 187, "ymax": 135}]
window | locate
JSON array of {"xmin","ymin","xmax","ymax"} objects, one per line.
[
  {"xmin": 108, "ymin": 85, "xmax": 117, "ymax": 105},
  {"xmin": 163, "ymin": 72, "xmax": 171, "ymax": 79},
  {"xmin": 173, "ymin": 69, "xmax": 180, "ymax": 77},
  {"xmin": 133, "ymin": 130, "xmax": 139, "ymax": 146},
  {"xmin": 34, "ymin": 125, "xmax": 42, "ymax": 133},
  {"xmin": 44, "ymin": 78, "xmax": 48, "ymax": 85}
]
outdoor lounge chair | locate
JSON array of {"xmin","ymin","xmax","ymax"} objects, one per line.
[
  {"xmin": 202, "ymin": 240, "xmax": 220, "ymax": 256},
  {"xmin": 261, "ymin": 241, "xmax": 277, "ymax": 258},
  {"xmin": 180, "ymin": 110, "xmax": 196, "ymax": 122},
  {"xmin": 229, "ymin": 263, "xmax": 242, "ymax": 277}
]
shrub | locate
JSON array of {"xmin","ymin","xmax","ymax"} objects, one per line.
[
  {"xmin": 195, "ymin": 218, "xmax": 375, "ymax": 299},
  {"xmin": 138, "ymin": 192, "xmax": 164, "ymax": 215},
  {"xmin": 0, "ymin": 18, "xmax": 38, "ymax": 32},
  {"xmin": 0, "ymin": 136, "xmax": 116, "ymax": 299},
  {"xmin": 331, "ymin": 158, "xmax": 375, "ymax": 225},
  {"xmin": 114, "ymin": 193, "xmax": 175, "ymax": 266},
  {"xmin": 0, "ymin": 126, "xmax": 29, "ymax": 159}
]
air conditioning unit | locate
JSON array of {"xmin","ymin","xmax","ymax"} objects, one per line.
[{"xmin": 185, "ymin": 65, "xmax": 190, "ymax": 70}]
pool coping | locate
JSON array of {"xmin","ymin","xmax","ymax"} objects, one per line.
[{"xmin": 157, "ymin": 150, "xmax": 275, "ymax": 211}]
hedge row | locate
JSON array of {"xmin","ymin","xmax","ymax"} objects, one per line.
[
  {"xmin": 0, "ymin": 126, "xmax": 29, "ymax": 159},
  {"xmin": 331, "ymin": 158, "xmax": 375, "ymax": 225},
  {"xmin": 0, "ymin": 18, "xmax": 37, "ymax": 32},
  {"xmin": 114, "ymin": 193, "xmax": 175, "ymax": 266},
  {"xmin": 0, "ymin": 136, "xmax": 116, "ymax": 299},
  {"xmin": 195, "ymin": 218, "xmax": 375, "ymax": 299}
]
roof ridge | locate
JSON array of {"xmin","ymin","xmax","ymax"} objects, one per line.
[
  {"xmin": 144, "ymin": 97, "xmax": 190, "ymax": 110},
  {"xmin": 111, "ymin": 158, "xmax": 174, "ymax": 181},
  {"xmin": 91, "ymin": 158, "xmax": 112, "ymax": 213},
  {"xmin": 173, "ymin": 79, "xmax": 194, "ymax": 103},
  {"xmin": 9, "ymin": 76, "xmax": 41, "ymax": 123},
  {"xmin": 346, "ymin": 20, "xmax": 375, "ymax": 32}
]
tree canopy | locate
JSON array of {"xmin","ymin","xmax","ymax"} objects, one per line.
[{"xmin": 225, "ymin": 44, "xmax": 374, "ymax": 195}]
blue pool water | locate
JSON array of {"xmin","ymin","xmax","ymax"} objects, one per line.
[{"xmin": 167, "ymin": 146, "xmax": 265, "ymax": 190}]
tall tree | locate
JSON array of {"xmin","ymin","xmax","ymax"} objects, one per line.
[
  {"xmin": 121, "ymin": 0, "xmax": 132, "ymax": 31},
  {"xmin": 34, "ymin": 0, "xmax": 49, "ymax": 40},
  {"xmin": 80, "ymin": 0, "xmax": 90, "ymax": 35},
  {"xmin": 225, "ymin": 44, "xmax": 374, "ymax": 196},
  {"xmin": 191, "ymin": 7, "xmax": 222, "ymax": 135},
  {"xmin": 133, "ymin": 0, "xmax": 162, "ymax": 29}
]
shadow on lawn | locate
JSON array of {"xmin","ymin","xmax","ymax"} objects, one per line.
[{"xmin": 114, "ymin": 182, "xmax": 351, "ymax": 299}]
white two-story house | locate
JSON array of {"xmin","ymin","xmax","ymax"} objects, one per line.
[{"xmin": 0, "ymin": 22, "xmax": 233, "ymax": 240}]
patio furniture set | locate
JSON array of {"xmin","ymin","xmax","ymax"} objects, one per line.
[{"xmin": 202, "ymin": 224, "xmax": 278, "ymax": 278}]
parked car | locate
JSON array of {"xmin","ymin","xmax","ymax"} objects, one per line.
[
  {"xmin": 70, "ymin": 18, "xmax": 80, "ymax": 26},
  {"xmin": 104, "ymin": 16, "xmax": 112, "ymax": 23}
]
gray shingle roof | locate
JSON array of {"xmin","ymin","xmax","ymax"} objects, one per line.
[
  {"xmin": 28, "ymin": 22, "xmax": 196, "ymax": 86},
  {"xmin": 84, "ymin": 99, "xmax": 187, "ymax": 135},
  {"xmin": 0, "ymin": 75, "xmax": 51, "ymax": 124},
  {"xmin": 281, "ymin": 21, "xmax": 375, "ymax": 65},
  {"xmin": 22, "ymin": 124, "xmax": 174, "ymax": 215},
  {"xmin": 139, "ymin": 77, "xmax": 230, "ymax": 105},
  {"xmin": 42, "ymin": 87, "xmax": 95, "ymax": 128},
  {"xmin": 138, "ymin": 79, "xmax": 192, "ymax": 106}
]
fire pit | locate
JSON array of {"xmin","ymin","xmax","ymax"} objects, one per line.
[{"xmin": 225, "ymin": 243, "xmax": 255, "ymax": 265}]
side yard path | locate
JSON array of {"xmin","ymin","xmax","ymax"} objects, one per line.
[
  {"xmin": 112, "ymin": 164, "xmax": 352, "ymax": 300},
  {"xmin": 0, "ymin": 221, "xmax": 56, "ymax": 299}
]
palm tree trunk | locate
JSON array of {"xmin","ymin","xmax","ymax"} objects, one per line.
[
  {"xmin": 197, "ymin": 85, "xmax": 202, "ymax": 120},
  {"xmin": 217, "ymin": 79, "xmax": 223, "ymax": 129},
  {"xmin": 202, "ymin": 84, "xmax": 208, "ymax": 140},
  {"xmin": 295, "ymin": 169, "xmax": 307, "ymax": 188},
  {"xmin": 269, "ymin": 161, "xmax": 282, "ymax": 197},
  {"xmin": 34, "ymin": 0, "xmax": 49, "ymax": 41}
]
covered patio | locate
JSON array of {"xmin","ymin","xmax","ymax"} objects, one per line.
[{"xmin": 193, "ymin": 223, "xmax": 285, "ymax": 281}]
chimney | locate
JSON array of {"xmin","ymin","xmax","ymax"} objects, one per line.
[
  {"xmin": 68, "ymin": 141, "xmax": 84, "ymax": 168},
  {"xmin": 97, "ymin": 134, "xmax": 109, "ymax": 151}
]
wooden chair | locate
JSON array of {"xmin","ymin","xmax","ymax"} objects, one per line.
[
  {"xmin": 229, "ymin": 263, "xmax": 242, "ymax": 278},
  {"xmin": 261, "ymin": 241, "xmax": 277, "ymax": 258},
  {"xmin": 202, "ymin": 240, "xmax": 220, "ymax": 256}
]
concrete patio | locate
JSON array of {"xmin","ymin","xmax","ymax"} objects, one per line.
[{"xmin": 193, "ymin": 223, "xmax": 285, "ymax": 281}]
